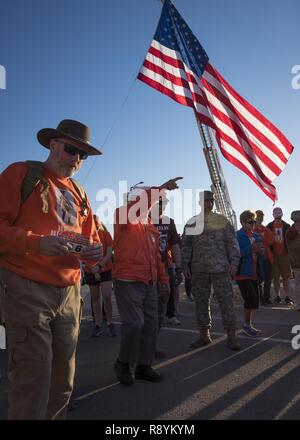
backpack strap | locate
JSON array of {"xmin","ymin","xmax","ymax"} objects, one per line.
[
  {"xmin": 22, "ymin": 161, "xmax": 49, "ymax": 207},
  {"xmin": 70, "ymin": 178, "xmax": 89, "ymax": 217},
  {"xmin": 21, "ymin": 161, "xmax": 88, "ymax": 217}
]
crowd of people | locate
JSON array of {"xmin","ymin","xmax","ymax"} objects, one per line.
[{"xmin": 0, "ymin": 119, "xmax": 299, "ymax": 420}]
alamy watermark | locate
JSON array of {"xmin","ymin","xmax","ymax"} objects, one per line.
[
  {"xmin": 291, "ymin": 325, "xmax": 300, "ymax": 350},
  {"xmin": 291, "ymin": 65, "xmax": 300, "ymax": 90},
  {"xmin": 0, "ymin": 65, "xmax": 6, "ymax": 90},
  {"xmin": 94, "ymin": 180, "xmax": 206, "ymax": 234}
]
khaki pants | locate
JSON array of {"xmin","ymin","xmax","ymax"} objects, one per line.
[{"xmin": 0, "ymin": 268, "xmax": 83, "ymax": 420}]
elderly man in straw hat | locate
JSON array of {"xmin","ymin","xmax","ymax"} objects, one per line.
[{"xmin": 0, "ymin": 119, "xmax": 103, "ymax": 419}]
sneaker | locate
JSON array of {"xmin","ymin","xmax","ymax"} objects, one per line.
[
  {"xmin": 114, "ymin": 360, "xmax": 133, "ymax": 386},
  {"xmin": 167, "ymin": 316, "xmax": 181, "ymax": 325},
  {"xmin": 135, "ymin": 365, "xmax": 162, "ymax": 382},
  {"xmin": 107, "ymin": 322, "xmax": 116, "ymax": 337},
  {"xmin": 263, "ymin": 299, "xmax": 273, "ymax": 305},
  {"xmin": 250, "ymin": 325, "xmax": 262, "ymax": 335},
  {"xmin": 154, "ymin": 349, "xmax": 166, "ymax": 359},
  {"xmin": 242, "ymin": 325, "xmax": 260, "ymax": 337},
  {"xmin": 274, "ymin": 296, "xmax": 282, "ymax": 304},
  {"xmin": 285, "ymin": 296, "xmax": 294, "ymax": 305},
  {"xmin": 91, "ymin": 324, "xmax": 102, "ymax": 337}
]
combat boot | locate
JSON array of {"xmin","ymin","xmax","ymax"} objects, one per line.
[
  {"xmin": 227, "ymin": 330, "xmax": 241, "ymax": 350},
  {"xmin": 190, "ymin": 329, "xmax": 212, "ymax": 349}
]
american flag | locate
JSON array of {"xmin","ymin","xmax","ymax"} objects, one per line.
[{"xmin": 138, "ymin": 0, "xmax": 293, "ymax": 202}]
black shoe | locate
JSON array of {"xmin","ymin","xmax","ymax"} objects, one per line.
[
  {"xmin": 285, "ymin": 296, "xmax": 294, "ymax": 305},
  {"xmin": 114, "ymin": 360, "xmax": 133, "ymax": 385},
  {"xmin": 135, "ymin": 365, "xmax": 162, "ymax": 382},
  {"xmin": 274, "ymin": 296, "xmax": 282, "ymax": 304},
  {"xmin": 262, "ymin": 298, "xmax": 273, "ymax": 305}
]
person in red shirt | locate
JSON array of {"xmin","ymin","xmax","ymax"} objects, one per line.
[
  {"xmin": 84, "ymin": 215, "xmax": 115, "ymax": 337},
  {"xmin": 267, "ymin": 207, "xmax": 292, "ymax": 305},
  {"xmin": 113, "ymin": 178, "xmax": 181, "ymax": 386},
  {"xmin": 0, "ymin": 120, "xmax": 102, "ymax": 420},
  {"xmin": 254, "ymin": 210, "xmax": 274, "ymax": 305}
]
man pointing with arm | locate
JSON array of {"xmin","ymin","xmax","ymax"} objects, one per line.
[{"xmin": 113, "ymin": 177, "xmax": 182, "ymax": 385}]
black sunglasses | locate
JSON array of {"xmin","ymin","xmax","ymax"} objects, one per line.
[
  {"xmin": 247, "ymin": 220, "xmax": 256, "ymax": 224},
  {"xmin": 64, "ymin": 144, "xmax": 88, "ymax": 160}
]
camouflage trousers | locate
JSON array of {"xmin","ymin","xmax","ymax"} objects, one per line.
[{"xmin": 191, "ymin": 272, "xmax": 236, "ymax": 331}]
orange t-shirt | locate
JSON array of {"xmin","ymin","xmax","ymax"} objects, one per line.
[
  {"xmin": 85, "ymin": 221, "xmax": 113, "ymax": 273},
  {"xmin": 254, "ymin": 224, "xmax": 274, "ymax": 262},
  {"xmin": 272, "ymin": 222, "xmax": 286, "ymax": 256},
  {"xmin": 0, "ymin": 162, "xmax": 100, "ymax": 286},
  {"xmin": 113, "ymin": 200, "xmax": 169, "ymax": 285},
  {"xmin": 98, "ymin": 226, "xmax": 113, "ymax": 272}
]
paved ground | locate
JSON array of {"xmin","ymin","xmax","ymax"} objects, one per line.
[{"xmin": 0, "ymin": 284, "xmax": 300, "ymax": 420}]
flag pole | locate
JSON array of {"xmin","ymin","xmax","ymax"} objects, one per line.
[
  {"xmin": 159, "ymin": 0, "xmax": 237, "ymax": 228},
  {"xmin": 193, "ymin": 112, "xmax": 237, "ymax": 229}
]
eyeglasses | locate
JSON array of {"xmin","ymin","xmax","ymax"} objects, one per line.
[
  {"xmin": 63, "ymin": 144, "xmax": 88, "ymax": 160},
  {"xmin": 247, "ymin": 220, "xmax": 256, "ymax": 224}
]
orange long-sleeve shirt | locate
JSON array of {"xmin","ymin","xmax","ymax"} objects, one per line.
[
  {"xmin": 112, "ymin": 190, "xmax": 169, "ymax": 285},
  {"xmin": 0, "ymin": 162, "xmax": 100, "ymax": 286},
  {"xmin": 254, "ymin": 224, "xmax": 274, "ymax": 263}
]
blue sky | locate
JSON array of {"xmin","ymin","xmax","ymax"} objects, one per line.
[{"xmin": 0, "ymin": 0, "xmax": 299, "ymax": 233}]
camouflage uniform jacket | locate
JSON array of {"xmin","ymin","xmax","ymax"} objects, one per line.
[{"xmin": 182, "ymin": 212, "xmax": 240, "ymax": 273}]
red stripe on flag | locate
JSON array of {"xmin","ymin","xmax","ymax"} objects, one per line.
[{"xmin": 201, "ymin": 75, "xmax": 288, "ymax": 166}]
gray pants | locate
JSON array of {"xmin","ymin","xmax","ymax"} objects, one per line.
[
  {"xmin": 114, "ymin": 280, "xmax": 158, "ymax": 367},
  {"xmin": 192, "ymin": 272, "xmax": 236, "ymax": 331}
]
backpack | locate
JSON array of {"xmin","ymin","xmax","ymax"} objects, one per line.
[{"xmin": 21, "ymin": 160, "xmax": 89, "ymax": 217}]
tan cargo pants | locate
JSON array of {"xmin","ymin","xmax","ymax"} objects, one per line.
[{"xmin": 0, "ymin": 268, "xmax": 83, "ymax": 420}]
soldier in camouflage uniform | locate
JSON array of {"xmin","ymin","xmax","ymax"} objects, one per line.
[{"xmin": 182, "ymin": 191, "xmax": 241, "ymax": 350}]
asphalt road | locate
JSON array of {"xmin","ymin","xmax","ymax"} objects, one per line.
[{"xmin": 0, "ymin": 285, "xmax": 300, "ymax": 420}]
